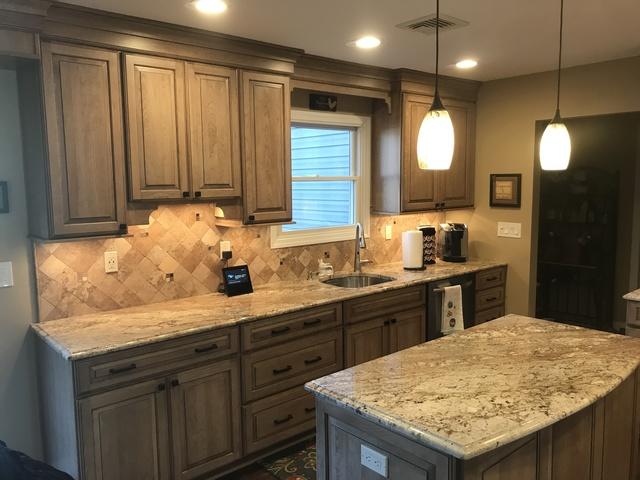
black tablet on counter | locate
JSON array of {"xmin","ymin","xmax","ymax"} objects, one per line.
[{"xmin": 222, "ymin": 265, "xmax": 253, "ymax": 297}]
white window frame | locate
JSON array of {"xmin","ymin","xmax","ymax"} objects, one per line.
[{"xmin": 270, "ymin": 109, "xmax": 371, "ymax": 249}]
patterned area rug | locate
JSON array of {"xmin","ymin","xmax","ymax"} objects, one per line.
[{"xmin": 258, "ymin": 441, "xmax": 316, "ymax": 480}]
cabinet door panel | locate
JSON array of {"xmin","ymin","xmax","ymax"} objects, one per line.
[
  {"xmin": 41, "ymin": 42, "xmax": 126, "ymax": 237},
  {"xmin": 170, "ymin": 359, "xmax": 242, "ymax": 479},
  {"xmin": 345, "ymin": 317, "xmax": 389, "ymax": 368},
  {"xmin": 78, "ymin": 379, "xmax": 170, "ymax": 480},
  {"xmin": 241, "ymin": 71, "xmax": 291, "ymax": 223},
  {"xmin": 125, "ymin": 54, "xmax": 189, "ymax": 200},
  {"xmin": 437, "ymin": 100, "xmax": 475, "ymax": 208},
  {"xmin": 401, "ymin": 94, "xmax": 437, "ymax": 212},
  {"xmin": 389, "ymin": 308, "xmax": 426, "ymax": 354},
  {"xmin": 187, "ymin": 63, "xmax": 241, "ymax": 199}
]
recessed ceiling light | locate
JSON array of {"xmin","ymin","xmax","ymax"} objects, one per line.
[
  {"xmin": 350, "ymin": 36, "xmax": 381, "ymax": 49},
  {"xmin": 191, "ymin": 0, "xmax": 227, "ymax": 14},
  {"xmin": 455, "ymin": 59, "xmax": 478, "ymax": 69}
]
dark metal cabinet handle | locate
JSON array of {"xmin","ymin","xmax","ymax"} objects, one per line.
[
  {"xmin": 304, "ymin": 356, "xmax": 322, "ymax": 365},
  {"xmin": 182, "ymin": 191, "xmax": 189, "ymax": 198},
  {"xmin": 194, "ymin": 344, "xmax": 218, "ymax": 354},
  {"xmin": 486, "ymin": 297, "xmax": 498, "ymax": 302},
  {"xmin": 109, "ymin": 363, "xmax": 137, "ymax": 375},
  {"xmin": 273, "ymin": 365, "xmax": 293, "ymax": 375},
  {"xmin": 157, "ymin": 383, "xmax": 166, "ymax": 392},
  {"xmin": 305, "ymin": 407, "xmax": 316, "ymax": 414},
  {"xmin": 303, "ymin": 318, "xmax": 322, "ymax": 328},
  {"xmin": 118, "ymin": 224, "xmax": 128, "ymax": 232},
  {"xmin": 171, "ymin": 379, "xmax": 180, "ymax": 387},
  {"xmin": 485, "ymin": 276, "xmax": 498, "ymax": 282},
  {"xmin": 248, "ymin": 215, "xmax": 255, "ymax": 221},
  {"xmin": 390, "ymin": 318, "xmax": 397, "ymax": 324},
  {"xmin": 194, "ymin": 191, "xmax": 202, "ymax": 198},
  {"xmin": 273, "ymin": 414, "xmax": 293, "ymax": 425},
  {"xmin": 383, "ymin": 320, "xmax": 390, "ymax": 326},
  {"xmin": 271, "ymin": 326, "xmax": 291, "ymax": 336}
]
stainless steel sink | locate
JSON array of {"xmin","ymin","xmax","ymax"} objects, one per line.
[{"xmin": 321, "ymin": 274, "xmax": 396, "ymax": 288}]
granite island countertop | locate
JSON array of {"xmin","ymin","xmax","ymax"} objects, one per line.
[
  {"xmin": 32, "ymin": 260, "xmax": 504, "ymax": 360},
  {"xmin": 305, "ymin": 315, "xmax": 640, "ymax": 460},
  {"xmin": 624, "ymin": 288, "xmax": 640, "ymax": 302}
]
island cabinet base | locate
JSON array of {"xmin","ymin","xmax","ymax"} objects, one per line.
[{"xmin": 314, "ymin": 369, "xmax": 640, "ymax": 480}]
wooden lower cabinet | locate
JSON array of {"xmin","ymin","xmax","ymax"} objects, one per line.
[
  {"xmin": 169, "ymin": 360, "xmax": 242, "ymax": 480},
  {"xmin": 78, "ymin": 360, "xmax": 241, "ymax": 480},
  {"xmin": 345, "ymin": 307, "xmax": 426, "ymax": 368},
  {"xmin": 78, "ymin": 379, "xmax": 172, "ymax": 480}
]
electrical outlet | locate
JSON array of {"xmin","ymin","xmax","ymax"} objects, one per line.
[
  {"xmin": 220, "ymin": 240, "xmax": 231, "ymax": 257},
  {"xmin": 384, "ymin": 224, "xmax": 392, "ymax": 240},
  {"xmin": 361, "ymin": 445, "xmax": 388, "ymax": 477},
  {"xmin": 497, "ymin": 222, "xmax": 522, "ymax": 239},
  {"xmin": 104, "ymin": 251, "xmax": 118, "ymax": 273}
]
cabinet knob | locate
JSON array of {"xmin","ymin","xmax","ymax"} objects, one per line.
[
  {"xmin": 194, "ymin": 191, "xmax": 202, "ymax": 198},
  {"xmin": 157, "ymin": 383, "xmax": 166, "ymax": 392},
  {"xmin": 171, "ymin": 379, "xmax": 180, "ymax": 387},
  {"xmin": 182, "ymin": 191, "xmax": 189, "ymax": 198},
  {"xmin": 384, "ymin": 320, "xmax": 390, "ymax": 326},
  {"xmin": 119, "ymin": 224, "xmax": 128, "ymax": 232},
  {"xmin": 248, "ymin": 215, "xmax": 255, "ymax": 222},
  {"xmin": 390, "ymin": 318, "xmax": 397, "ymax": 324}
]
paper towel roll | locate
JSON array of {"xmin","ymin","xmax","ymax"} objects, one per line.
[{"xmin": 402, "ymin": 230, "xmax": 424, "ymax": 270}]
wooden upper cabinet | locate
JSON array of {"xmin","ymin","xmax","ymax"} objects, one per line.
[
  {"xmin": 402, "ymin": 93, "xmax": 438, "ymax": 212},
  {"xmin": 169, "ymin": 359, "xmax": 242, "ymax": 480},
  {"xmin": 241, "ymin": 71, "xmax": 292, "ymax": 224},
  {"xmin": 78, "ymin": 379, "xmax": 171, "ymax": 480},
  {"xmin": 40, "ymin": 42, "xmax": 127, "ymax": 237},
  {"xmin": 124, "ymin": 54, "xmax": 189, "ymax": 201},
  {"xmin": 437, "ymin": 99, "xmax": 476, "ymax": 209},
  {"xmin": 186, "ymin": 63, "xmax": 241, "ymax": 199}
]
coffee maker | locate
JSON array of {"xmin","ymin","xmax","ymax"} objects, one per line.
[{"xmin": 438, "ymin": 223, "xmax": 468, "ymax": 263}]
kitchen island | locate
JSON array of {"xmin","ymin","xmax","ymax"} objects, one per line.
[{"xmin": 306, "ymin": 315, "xmax": 640, "ymax": 480}]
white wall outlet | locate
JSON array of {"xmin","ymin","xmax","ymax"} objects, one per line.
[
  {"xmin": 497, "ymin": 222, "xmax": 522, "ymax": 239},
  {"xmin": 104, "ymin": 251, "xmax": 119, "ymax": 273},
  {"xmin": 361, "ymin": 444, "xmax": 388, "ymax": 477},
  {"xmin": 0, "ymin": 261, "xmax": 14, "ymax": 288},
  {"xmin": 384, "ymin": 224, "xmax": 393, "ymax": 240},
  {"xmin": 220, "ymin": 240, "xmax": 232, "ymax": 256}
]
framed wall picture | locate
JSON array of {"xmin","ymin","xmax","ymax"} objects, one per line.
[
  {"xmin": 490, "ymin": 174, "xmax": 521, "ymax": 208},
  {"xmin": 0, "ymin": 181, "xmax": 8, "ymax": 214}
]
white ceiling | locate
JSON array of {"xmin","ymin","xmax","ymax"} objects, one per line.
[{"xmin": 64, "ymin": 0, "xmax": 640, "ymax": 81}]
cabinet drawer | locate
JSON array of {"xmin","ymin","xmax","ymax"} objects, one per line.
[
  {"xmin": 242, "ymin": 304, "xmax": 341, "ymax": 351},
  {"xmin": 242, "ymin": 329, "xmax": 342, "ymax": 402},
  {"xmin": 474, "ymin": 305, "xmax": 504, "ymax": 325},
  {"xmin": 475, "ymin": 286, "xmax": 505, "ymax": 312},
  {"xmin": 243, "ymin": 386, "xmax": 316, "ymax": 454},
  {"xmin": 344, "ymin": 286, "xmax": 426, "ymax": 325},
  {"xmin": 75, "ymin": 327, "xmax": 239, "ymax": 395},
  {"xmin": 476, "ymin": 267, "xmax": 506, "ymax": 291}
]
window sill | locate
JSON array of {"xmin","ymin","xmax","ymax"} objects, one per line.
[{"xmin": 270, "ymin": 225, "xmax": 361, "ymax": 249}]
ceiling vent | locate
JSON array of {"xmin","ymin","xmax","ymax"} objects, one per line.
[{"xmin": 396, "ymin": 14, "xmax": 469, "ymax": 35}]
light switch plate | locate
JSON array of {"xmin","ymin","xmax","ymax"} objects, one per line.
[
  {"xmin": 220, "ymin": 240, "xmax": 231, "ymax": 256},
  {"xmin": 384, "ymin": 224, "xmax": 392, "ymax": 240},
  {"xmin": 0, "ymin": 261, "xmax": 14, "ymax": 288},
  {"xmin": 497, "ymin": 222, "xmax": 522, "ymax": 239},
  {"xmin": 361, "ymin": 444, "xmax": 388, "ymax": 477}
]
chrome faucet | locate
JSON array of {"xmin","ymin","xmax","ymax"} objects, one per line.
[{"xmin": 354, "ymin": 223, "xmax": 371, "ymax": 273}]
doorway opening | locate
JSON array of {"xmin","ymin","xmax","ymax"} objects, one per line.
[{"xmin": 533, "ymin": 112, "xmax": 640, "ymax": 332}]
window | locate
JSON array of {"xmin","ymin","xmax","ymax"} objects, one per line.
[{"xmin": 271, "ymin": 110, "xmax": 370, "ymax": 248}]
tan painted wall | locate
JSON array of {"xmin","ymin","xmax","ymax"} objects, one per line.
[
  {"xmin": 0, "ymin": 68, "xmax": 42, "ymax": 457},
  {"xmin": 449, "ymin": 56, "xmax": 640, "ymax": 316}
]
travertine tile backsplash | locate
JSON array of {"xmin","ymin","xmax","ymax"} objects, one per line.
[{"xmin": 34, "ymin": 204, "xmax": 444, "ymax": 321}]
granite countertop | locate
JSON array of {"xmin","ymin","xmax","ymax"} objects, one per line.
[
  {"xmin": 305, "ymin": 315, "xmax": 640, "ymax": 460},
  {"xmin": 624, "ymin": 289, "xmax": 640, "ymax": 302},
  {"xmin": 32, "ymin": 260, "xmax": 504, "ymax": 360}
]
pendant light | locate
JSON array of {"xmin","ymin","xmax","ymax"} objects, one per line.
[
  {"xmin": 540, "ymin": 0, "xmax": 571, "ymax": 171},
  {"xmin": 417, "ymin": 0, "xmax": 455, "ymax": 170}
]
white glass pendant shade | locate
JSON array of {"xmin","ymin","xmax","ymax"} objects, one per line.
[
  {"xmin": 540, "ymin": 120, "xmax": 571, "ymax": 171},
  {"xmin": 417, "ymin": 107, "xmax": 455, "ymax": 170}
]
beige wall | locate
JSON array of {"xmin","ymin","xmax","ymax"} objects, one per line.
[
  {"xmin": 449, "ymin": 56, "xmax": 640, "ymax": 316},
  {"xmin": 0, "ymin": 68, "xmax": 42, "ymax": 457}
]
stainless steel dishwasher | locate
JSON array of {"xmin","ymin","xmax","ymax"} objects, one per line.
[{"xmin": 427, "ymin": 273, "xmax": 475, "ymax": 340}]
